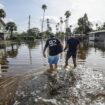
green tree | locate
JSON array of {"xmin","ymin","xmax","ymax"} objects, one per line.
[
  {"xmin": 64, "ymin": 11, "xmax": 71, "ymax": 38},
  {"xmin": 96, "ymin": 23, "xmax": 98, "ymax": 30},
  {"xmin": 41, "ymin": 4, "xmax": 47, "ymax": 33},
  {"xmin": 27, "ymin": 27, "xmax": 40, "ymax": 38},
  {"xmin": 101, "ymin": 22, "xmax": 105, "ymax": 30},
  {"xmin": 0, "ymin": 9, "xmax": 6, "ymax": 18},
  {"xmin": 60, "ymin": 17, "xmax": 63, "ymax": 33},
  {"xmin": 6, "ymin": 22, "xmax": 17, "ymax": 39},
  {"xmin": 64, "ymin": 11, "xmax": 71, "ymax": 28},
  {"xmin": 56, "ymin": 24, "xmax": 58, "ymax": 33},
  {"xmin": 74, "ymin": 13, "xmax": 92, "ymax": 34}
]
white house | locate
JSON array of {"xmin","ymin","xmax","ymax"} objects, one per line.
[
  {"xmin": 88, "ymin": 30, "xmax": 105, "ymax": 41},
  {"xmin": 0, "ymin": 19, "xmax": 9, "ymax": 40}
]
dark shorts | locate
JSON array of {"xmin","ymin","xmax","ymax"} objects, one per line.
[{"xmin": 66, "ymin": 51, "xmax": 76, "ymax": 59}]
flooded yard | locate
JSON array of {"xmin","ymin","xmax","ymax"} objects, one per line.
[{"xmin": 0, "ymin": 40, "xmax": 105, "ymax": 105}]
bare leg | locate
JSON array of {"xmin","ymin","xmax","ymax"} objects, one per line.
[
  {"xmin": 72, "ymin": 57, "xmax": 76, "ymax": 68},
  {"xmin": 49, "ymin": 64, "xmax": 53, "ymax": 70},
  {"xmin": 65, "ymin": 57, "xmax": 69, "ymax": 68},
  {"xmin": 65, "ymin": 53, "xmax": 70, "ymax": 67},
  {"xmin": 55, "ymin": 64, "xmax": 58, "ymax": 69}
]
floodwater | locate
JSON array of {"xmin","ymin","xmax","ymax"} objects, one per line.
[
  {"xmin": 0, "ymin": 39, "xmax": 105, "ymax": 105},
  {"xmin": 1, "ymin": 40, "xmax": 105, "ymax": 76}
]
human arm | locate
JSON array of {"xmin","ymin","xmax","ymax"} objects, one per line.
[
  {"xmin": 64, "ymin": 43, "xmax": 69, "ymax": 51},
  {"xmin": 76, "ymin": 39, "xmax": 80, "ymax": 52},
  {"xmin": 43, "ymin": 40, "xmax": 48, "ymax": 58}
]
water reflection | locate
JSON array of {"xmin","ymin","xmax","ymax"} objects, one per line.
[
  {"xmin": 1, "ymin": 39, "xmax": 105, "ymax": 104},
  {"xmin": 77, "ymin": 40, "xmax": 105, "ymax": 66},
  {"xmin": 0, "ymin": 39, "xmax": 105, "ymax": 76},
  {"xmin": 7, "ymin": 44, "xmax": 18, "ymax": 58}
]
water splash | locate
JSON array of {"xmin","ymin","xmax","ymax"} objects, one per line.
[{"xmin": 13, "ymin": 65, "xmax": 105, "ymax": 105}]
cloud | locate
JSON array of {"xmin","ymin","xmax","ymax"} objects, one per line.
[
  {"xmin": 2, "ymin": 0, "xmax": 105, "ymax": 33},
  {"xmin": 43, "ymin": 16, "xmax": 59, "ymax": 24},
  {"xmin": 45, "ymin": 0, "xmax": 105, "ymax": 26},
  {"xmin": 0, "ymin": 3, "xmax": 4, "ymax": 9}
]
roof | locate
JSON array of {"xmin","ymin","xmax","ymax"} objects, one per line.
[
  {"xmin": 88, "ymin": 30, "xmax": 105, "ymax": 34},
  {"xmin": 0, "ymin": 18, "xmax": 6, "ymax": 26}
]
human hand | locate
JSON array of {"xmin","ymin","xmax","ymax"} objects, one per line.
[
  {"xmin": 63, "ymin": 49, "xmax": 66, "ymax": 52},
  {"xmin": 43, "ymin": 53, "xmax": 46, "ymax": 58}
]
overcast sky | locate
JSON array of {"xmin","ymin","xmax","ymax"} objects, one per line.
[{"xmin": 0, "ymin": 0, "xmax": 105, "ymax": 32}]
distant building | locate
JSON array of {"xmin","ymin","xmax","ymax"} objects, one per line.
[
  {"xmin": 0, "ymin": 19, "xmax": 9, "ymax": 40},
  {"xmin": 88, "ymin": 30, "xmax": 105, "ymax": 41}
]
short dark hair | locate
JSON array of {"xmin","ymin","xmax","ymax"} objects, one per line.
[{"xmin": 50, "ymin": 33, "xmax": 55, "ymax": 38}]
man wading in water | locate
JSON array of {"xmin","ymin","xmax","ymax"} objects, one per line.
[
  {"xmin": 64, "ymin": 35, "xmax": 80, "ymax": 68},
  {"xmin": 43, "ymin": 34, "xmax": 63, "ymax": 71}
]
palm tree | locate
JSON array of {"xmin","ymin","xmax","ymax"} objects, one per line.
[
  {"xmin": 96, "ymin": 23, "xmax": 98, "ymax": 30},
  {"xmin": 46, "ymin": 18, "xmax": 50, "ymax": 30},
  {"xmin": 57, "ymin": 22, "xmax": 60, "ymax": 32},
  {"xmin": 56, "ymin": 25, "xmax": 58, "ymax": 33},
  {"xmin": 64, "ymin": 11, "xmax": 71, "ymax": 39},
  {"xmin": 64, "ymin": 11, "xmax": 71, "ymax": 28},
  {"xmin": 70, "ymin": 25, "xmax": 72, "ymax": 35},
  {"xmin": 6, "ymin": 22, "xmax": 17, "ymax": 39},
  {"xmin": 0, "ymin": 9, "xmax": 6, "ymax": 18},
  {"xmin": 60, "ymin": 17, "xmax": 63, "ymax": 33},
  {"xmin": 41, "ymin": 4, "xmax": 47, "ymax": 32}
]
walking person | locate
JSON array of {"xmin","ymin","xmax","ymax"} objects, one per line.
[
  {"xmin": 43, "ymin": 33, "xmax": 63, "ymax": 71},
  {"xmin": 64, "ymin": 35, "xmax": 80, "ymax": 68}
]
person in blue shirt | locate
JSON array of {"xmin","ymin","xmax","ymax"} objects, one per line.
[
  {"xmin": 64, "ymin": 35, "xmax": 80, "ymax": 68},
  {"xmin": 43, "ymin": 34, "xmax": 62, "ymax": 71}
]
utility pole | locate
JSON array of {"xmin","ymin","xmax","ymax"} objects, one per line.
[
  {"xmin": 28, "ymin": 15, "xmax": 31, "ymax": 30},
  {"xmin": 28, "ymin": 15, "xmax": 32, "ymax": 64}
]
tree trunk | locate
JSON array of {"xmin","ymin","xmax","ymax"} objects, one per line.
[
  {"xmin": 10, "ymin": 30, "xmax": 13, "ymax": 39},
  {"xmin": 41, "ymin": 10, "xmax": 45, "ymax": 32}
]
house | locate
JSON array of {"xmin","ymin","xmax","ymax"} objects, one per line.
[
  {"xmin": 0, "ymin": 19, "xmax": 9, "ymax": 40},
  {"xmin": 88, "ymin": 30, "xmax": 105, "ymax": 41}
]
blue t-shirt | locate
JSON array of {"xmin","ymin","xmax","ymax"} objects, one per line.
[
  {"xmin": 45, "ymin": 38, "xmax": 60, "ymax": 56},
  {"xmin": 67, "ymin": 37, "xmax": 79, "ymax": 53}
]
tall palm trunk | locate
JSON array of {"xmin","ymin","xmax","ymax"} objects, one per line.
[
  {"xmin": 41, "ymin": 10, "xmax": 45, "ymax": 52},
  {"xmin": 41, "ymin": 10, "xmax": 45, "ymax": 32}
]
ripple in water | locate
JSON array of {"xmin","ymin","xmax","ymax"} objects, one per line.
[{"xmin": 13, "ymin": 65, "xmax": 105, "ymax": 105}]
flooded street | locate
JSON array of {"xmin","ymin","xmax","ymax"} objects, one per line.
[{"xmin": 0, "ymin": 40, "xmax": 105, "ymax": 105}]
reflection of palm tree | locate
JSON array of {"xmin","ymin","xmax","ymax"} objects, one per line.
[
  {"xmin": 27, "ymin": 41, "xmax": 36, "ymax": 49},
  {"xmin": 7, "ymin": 44, "xmax": 18, "ymax": 58}
]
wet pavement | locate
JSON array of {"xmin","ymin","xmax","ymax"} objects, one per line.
[{"xmin": 1, "ymin": 65, "xmax": 104, "ymax": 105}]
